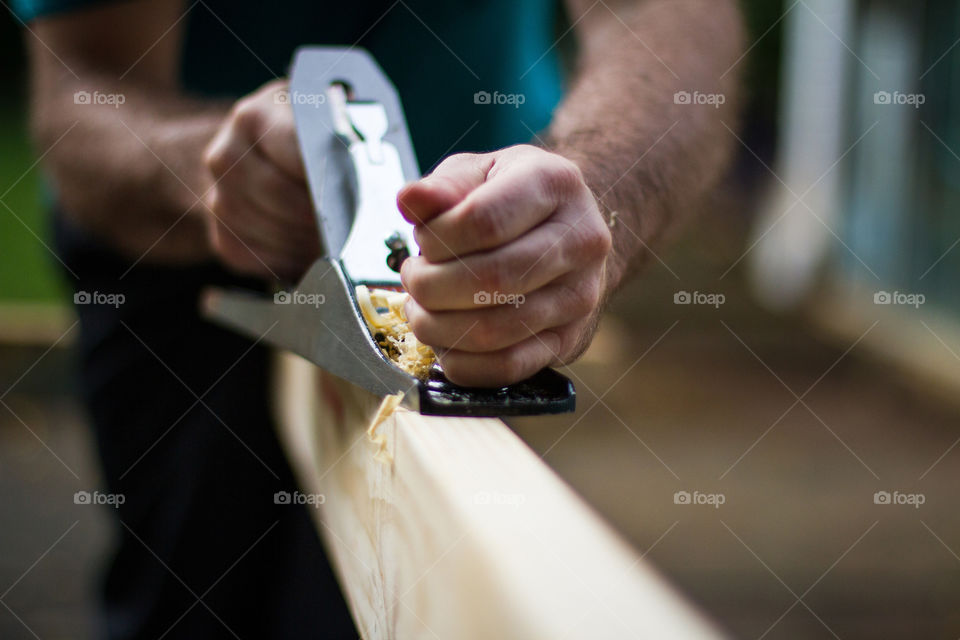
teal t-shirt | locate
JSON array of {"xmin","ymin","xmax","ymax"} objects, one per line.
[{"xmin": 13, "ymin": 0, "xmax": 566, "ymax": 172}]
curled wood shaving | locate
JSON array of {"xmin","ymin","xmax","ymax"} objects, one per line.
[
  {"xmin": 356, "ymin": 285, "xmax": 436, "ymax": 378},
  {"xmin": 367, "ymin": 392, "xmax": 404, "ymax": 464}
]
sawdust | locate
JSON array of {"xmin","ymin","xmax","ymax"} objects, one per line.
[{"xmin": 356, "ymin": 286, "xmax": 436, "ymax": 378}]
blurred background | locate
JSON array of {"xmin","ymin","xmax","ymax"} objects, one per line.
[{"xmin": 2, "ymin": 0, "xmax": 959, "ymax": 638}]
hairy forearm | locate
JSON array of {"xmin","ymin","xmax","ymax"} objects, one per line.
[
  {"xmin": 30, "ymin": 64, "xmax": 226, "ymax": 263},
  {"xmin": 547, "ymin": 0, "xmax": 745, "ymax": 292}
]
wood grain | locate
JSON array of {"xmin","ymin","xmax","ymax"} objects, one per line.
[{"xmin": 273, "ymin": 351, "xmax": 723, "ymax": 639}]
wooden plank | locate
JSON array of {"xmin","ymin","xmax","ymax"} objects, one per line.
[
  {"xmin": 273, "ymin": 351, "xmax": 724, "ymax": 640},
  {"xmin": 810, "ymin": 282, "xmax": 960, "ymax": 409}
]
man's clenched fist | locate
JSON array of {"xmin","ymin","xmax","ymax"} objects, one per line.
[
  {"xmin": 398, "ymin": 145, "xmax": 612, "ymax": 387},
  {"xmin": 202, "ymin": 79, "xmax": 320, "ymax": 281}
]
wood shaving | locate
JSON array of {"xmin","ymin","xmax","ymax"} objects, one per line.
[
  {"xmin": 367, "ymin": 392, "xmax": 403, "ymax": 464},
  {"xmin": 356, "ymin": 285, "xmax": 436, "ymax": 378}
]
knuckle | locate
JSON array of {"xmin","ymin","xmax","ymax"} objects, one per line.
[
  {"xmin": 499, "ymin": 347, "xmax": 529, "ymax": 383},
  {"xmin": 509, "ymin": 164, "xmax": 557, "ymax": 213},
  {"xmin": 553, "ymin": 273, "xmax": 601, "ymax": 323},
  {"xmin": 564, "ymin": 214, "xmax": 611, "ymax": 264},
  {"xmin": 475, "ymin": 258, "xmax": 508, "ymax": 293},
  {"xmin": 470, "ymin": 317, "xmax": 503, "ymax": 351},
  {"xmin": 435, "ymin": 152, "xmax": 478, "ymax": 175},
  {"xmin": 460, "ymin": 200, "xmax": 506, "ymax": 244},
  {"xmin": 578, "ymin": 277, "xmax": 603, "ymax": 314},
  {"xmin": 541, "ymin": 157, "xmax": 583, "ymax": 199},
  {"xmin": 502, "ymin": 144, "xmax": 541, "ymax": 165},
  {"xmin": 567, "ymin": 283, "xmax": 597, "ymax": 318},
  {"xmin": 516, "ymin": 143, "xmax": 541, "ymax": 155},
  {"xmin": 586, "ymin": 217, "xmax": 613, "ymax": 258},
  {"xmin": 231, "ymin": 98, "xmax": 263, "ymax": 134},
  {"xmin": 204, "ymin": 141, "xmax": 237, "ymax": 177}
]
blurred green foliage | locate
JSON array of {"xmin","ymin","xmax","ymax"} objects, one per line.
[
  {"xmin": 0, "ymin": 106, "xmax": 65, "ymax": 303},
  {"xmin": 0, "ymin": 15, "xmax": 64, "ymax": 303}
]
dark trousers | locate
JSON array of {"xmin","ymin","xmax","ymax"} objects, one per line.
[{"xmin": 55, "ymin": 215, "xmax": 357, "ymax": 639}]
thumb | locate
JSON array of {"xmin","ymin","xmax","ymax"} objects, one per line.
[{"xmin": 397, "ymin": 152, "xmax": 494, "ymax": 226}]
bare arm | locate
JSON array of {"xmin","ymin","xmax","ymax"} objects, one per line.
[
  {"xmin": 28, "ymin": 0, "xmax": 317, "ymax": 275},
  {"xmin": 29, "ymin": 0, "xmax": 220, "ymax": 262},
  {"xmin": 548, "ymin": 0, "xmax": 745, "ymax": 291},
  {"xmin": 399, "ymin": 0, "xmax": 745, "ymax": 386}
]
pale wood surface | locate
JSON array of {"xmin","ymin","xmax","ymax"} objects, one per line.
[
  {"xmin": 810, "ymin": 282, "xmax": 960, "ymax": 409},
  {"xmin": 273, "ymin": 351, "xmax": 724, "ymax": 640}
]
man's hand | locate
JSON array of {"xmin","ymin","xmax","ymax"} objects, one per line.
[
  {"xmin": 397, "ymin": 145, "xmax": 612, "ymax": 387},
  {"xmin": 203, "ymin": 79, "xmax": 320, "ymax": 281}
]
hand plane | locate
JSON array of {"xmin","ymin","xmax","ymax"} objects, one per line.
[{"xmin": 202, "ymin": 46, "xmax": 575, "ymax": 417}]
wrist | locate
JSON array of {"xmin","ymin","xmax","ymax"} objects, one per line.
[{"xmin": 549, "ymin": 147, "xmax": 629, "ymax": 299}]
